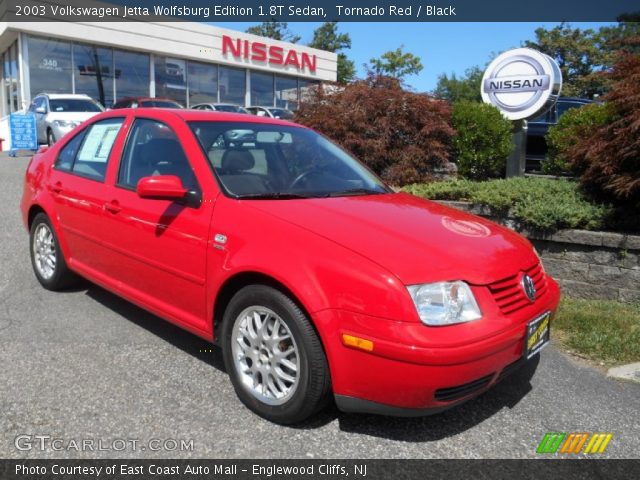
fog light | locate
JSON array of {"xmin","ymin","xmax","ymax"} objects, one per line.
[{"xmin": 341, "ymin": 334, "xmax": 374, "ymax": 352}]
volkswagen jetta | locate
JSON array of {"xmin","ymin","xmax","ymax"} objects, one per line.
[{"xmin": 21, "ymin": 108, "xmax": 560, "ymax": 424}]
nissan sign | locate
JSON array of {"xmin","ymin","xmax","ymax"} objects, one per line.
[{"xmin": 481, "ymin": 48, "xmax": 562, "ymax": 121}]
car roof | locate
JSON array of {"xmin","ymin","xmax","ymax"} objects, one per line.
[
  {"xmin": 193, "ymin": 103, "xmax": 242, "ymax": 107},
  {"xmin": 117, "ymin": 97, "xmax": 180, "ymax": 102},
  {"xmin": 99, "ymin": 107, "xmax": 304, "ymax": 127},
  {"xmin": 557, "ymin": 97, "xmax": 593, "ymax": 103},
  {"xmin": 250, "ymin": 106, "xmax": 291, "ymax": 110},
  {"xmin": 37, "ymin": 93, "xmax": 92, "ymax": 100}
]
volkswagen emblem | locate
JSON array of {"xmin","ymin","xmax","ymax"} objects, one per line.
[
  {"xmin": 481, "ymin": 48, "xmax": 562, "ymax": 120},
  {"xmin": 522, "ymin": 274, "xmax": 537, "ymax": 302}
]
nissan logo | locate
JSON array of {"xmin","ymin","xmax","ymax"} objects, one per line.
[
  {"xmin": 481, "ymin": 48, "xmax": 562, "ymax": 121},
  {"xmin": 522, "ymin": 274, "xmax": 537, "ymax": 302}
]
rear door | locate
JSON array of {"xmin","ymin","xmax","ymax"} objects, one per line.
[{"xmin": 47, "ymin": 115, "xmax": 128, "ymax": 274}]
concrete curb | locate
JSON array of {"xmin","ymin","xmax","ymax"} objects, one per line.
[{"xmin": 607, "ymin": 363, "xmax": 640, "ymax": 384}]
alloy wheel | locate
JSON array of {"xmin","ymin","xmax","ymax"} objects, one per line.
[
  {"xmin": 33, "ymin": 223, "xmax": 56, "ymax": 280},
  {"xmin": 231, "ymin": 306, "xmax": 300, "ymax": 406}
]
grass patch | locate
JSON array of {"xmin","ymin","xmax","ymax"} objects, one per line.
[
  {"xmin": 553, "ymin": 297, "xmax": 640, "ymax": 365},
  {"xmin": 403, "ymin": 177, "xmax": 612, "ymax": 232}
]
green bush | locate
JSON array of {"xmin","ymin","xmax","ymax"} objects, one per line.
[
  {"xmin": 403, "ymin": 177, "xmax": 612, "ymax": 232},
  {"xmin": 450, "ymin": 101, "xmax": 513, "ymax": 180},
  {"xmin": 543, "ymin": 103, "xmax": 614, "ymax": 175}
]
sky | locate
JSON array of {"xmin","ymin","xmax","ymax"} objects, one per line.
[{"xmin": 219, "ymin": 22, "xmax": 614, "ymax": 92}]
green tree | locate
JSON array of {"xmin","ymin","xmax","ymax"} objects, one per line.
[
  {"xmin": 368, "ymin": 46, "xmax": 423, "ymax": 80},
  {"xmin": 597, "ymin": 13, "xmax": 640, "ymax": 59},
  {"xmin": 434, "ymin": 66, "xmax": 483, "ymax": 103},
  {"xmin": 308, "ymin": 22, "xmax": 355, "ymax": 84},
  {"xmin": 524, "ymin": 22, "xmax": 606, "ymax": 98},
  {"xmin": 451, "ymin": 101, "xmax": 513, "ymax": 180},
  {"xmin": 246, "ymin": 20, "xmax": 300, "ymax": 43}
]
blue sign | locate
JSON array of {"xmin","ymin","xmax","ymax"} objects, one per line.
[{"xmin": 9, "ymin": 113, "xmax": 38, "ymax": 155}]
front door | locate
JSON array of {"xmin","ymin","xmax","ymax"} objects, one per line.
[{"xmin": 99, "ymin": 115, "xmax": 215, "ymax": 332}]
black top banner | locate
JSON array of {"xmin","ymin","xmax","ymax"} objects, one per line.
[{"xmin": 1, "ymin": 0, "xmax": 639, "ymax": 22}]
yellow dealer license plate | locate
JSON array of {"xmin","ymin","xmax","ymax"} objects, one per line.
[{"xmin": 525, "ymin": 311, "xmax": 551, "ymax": 359}]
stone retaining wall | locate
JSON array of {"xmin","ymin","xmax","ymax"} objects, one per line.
[{"xmin": 438, "ymin": 201, "xmax": 640, "ymax": 303}]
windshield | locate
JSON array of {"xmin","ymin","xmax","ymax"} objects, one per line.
[
  {"xmin": 189, "ymin": 122, "xmax": 389, "ymax": 198},
  {"xmin": 140, "ymin": 100, "xmax": 183, "ymax": 108},
  {"xmin": 49, "ymin": 99, "xmax": 104, "ymax": 113},
  {"xmin": 268, "ymin": 108, "xmax": 294, "ymax": 119}
]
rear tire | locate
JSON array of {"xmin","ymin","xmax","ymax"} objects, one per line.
[
  {"xmin": 29, "ymin": 213, "xmax": 76, "ymax": 290},
  {"xmin": 222, "ymin": 285, "xmax": 331, "ymax": 424}
]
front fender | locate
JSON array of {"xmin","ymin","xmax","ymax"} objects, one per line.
[{"xmin": 206, "ymin": 196, "xmax": 419, "ymax": 333}]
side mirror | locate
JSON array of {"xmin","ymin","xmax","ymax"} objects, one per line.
[
  {"xmin": 136, "ymin": 175, "xmax": 187, "ymax": 200},
  {"xmin": 35, "ymin": 106, "xmax": 46, "ymax": 114}
]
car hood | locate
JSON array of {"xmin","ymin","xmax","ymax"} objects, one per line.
[
  {"xmin": 246, "ymin": 192, "xmax": 538, "ymax": 285},
  {"xmin": 47, "ymin": 112, "xmax": 99, "ymax": 123}
]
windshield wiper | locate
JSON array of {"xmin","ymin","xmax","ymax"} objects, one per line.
[
  {"xmin": 325, "ymin": 188, "xmax": 387, "ymax": 197},
  {"xmin": 235, "ymin": 192, "xmax": 316, "ymax": 200}
]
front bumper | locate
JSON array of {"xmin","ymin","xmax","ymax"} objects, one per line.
[{"xmin": 314, "ymin": 277, "xmax": 560, "ymax": 415}]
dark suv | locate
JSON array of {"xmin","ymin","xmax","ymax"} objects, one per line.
[{"xmin": 526, "ymin": 97, "xmax": 593, "ymax": 171}]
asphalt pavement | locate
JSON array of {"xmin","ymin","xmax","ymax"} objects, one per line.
[{"xmin": 1, "ymin": 153, "xmax": 639, "ymax": 459}]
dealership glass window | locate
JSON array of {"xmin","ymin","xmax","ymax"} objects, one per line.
[
  {"xmin": 73, "ymin": 43, "xmax": 113, "ymax": 108},
  {"xmin": 275, "ymin": 75, "xmax": 298, "ymax": 110},
  {"xmin": 154, "ymin": 56, "xmax": 187, "ymax": 106},
  {"xmin": 219, "ymin": 66, "xmax": 245, "ymax": 106},
  {"xmin": 250, "ymin": 71, "xmax": 274, "ymax": 107},
  {"xmin": 2, "ymin": 41, "xmax": 21, "ymax": 115},
  {"xmin": 187, "ymin": 61, "xmax": 217, "ymax": 107},
  {"xmin": 114, "ymin": 50, "xmax": 149, "ymax": 102},
  {"xmin": 28, "ymin": 36, "xmax": 72, "ymax": 97}
]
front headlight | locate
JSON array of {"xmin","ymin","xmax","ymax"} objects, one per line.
[
  {"xmin": 407, "ymin": 281, "xmax": 482, "ymax": 326},
  {"xmin": 53, "ymin": 120, "xmax": 78, "ymax": 128}
]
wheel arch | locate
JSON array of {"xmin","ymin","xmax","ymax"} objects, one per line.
[
  {"xmin": 212, "ymin": 271, "xmax": 316, "ymax": 344},
  {"xmin": 27, "ymin": 204, "xmax": 48, "ymax": 230}
]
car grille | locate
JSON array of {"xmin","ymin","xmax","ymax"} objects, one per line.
[
  {"xmin": 487, "ymin": 263, "xmax": 547, "ymax": 315},
  {"xmin": 434, "ymin": 373, "xmax": 494, "ymax": 402}
]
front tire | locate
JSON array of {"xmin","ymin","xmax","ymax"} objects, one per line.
[
  {"xmin": 30, "ymin": 213, "xmax": 76, "ymax": 290},
  {"xmin": 222, "ymin": 285, "xmax": 331, "ymax": 424},
  {"xmin": 47, "ymin": 129, "xmax": 56, "ymax": 146}
]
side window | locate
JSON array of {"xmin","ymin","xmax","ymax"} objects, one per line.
[
  {"xmin": 118, "ymin": 119, "xmax": 197, "ymax": 190},
  {"xmin": 71, "ymin": 118, "xmax": 124, "ymax": 181},
  {"xmin": 55, "ymin": 130, "xmax": 86, "ymax": 171}
]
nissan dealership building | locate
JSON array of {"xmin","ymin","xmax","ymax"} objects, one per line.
[{"xmin": 0, "ymin": 21, "xmax": 337, "ymax": 118}]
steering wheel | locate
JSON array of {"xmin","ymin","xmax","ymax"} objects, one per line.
[{"xmin": 289, "ymin": 169, "xmax": 323, "ymax": 190}]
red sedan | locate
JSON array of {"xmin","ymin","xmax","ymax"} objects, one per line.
[{"xmin": 21, "ymin": 108, "xmax": 560, "ymax": 424}]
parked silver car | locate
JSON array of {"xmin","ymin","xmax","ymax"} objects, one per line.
[
  {"xmin": 246, "ymin": 106, "xmax": 294, "ymax": 120},
  {"xmin": 191, "ymin": 103, "xmax": 249, "ymax": 113},
  {"xmin": 28, "ymin": 93, "xmax": 104, "ymax": 145}
]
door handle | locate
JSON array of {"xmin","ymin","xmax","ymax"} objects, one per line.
[
  {"xmin": 103, "ymin": 201, "xmax": 121, "ymax": 214},
  {"xmin": 49, "ymin": 181, "xmax": 63, "ymax": 194}
]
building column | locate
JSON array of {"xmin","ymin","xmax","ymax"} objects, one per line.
[
  {"xmin": 149, "ymin": 54, "xmax": 155, "ymax": 97},
  {"xmin": 17, "ymin": 33, "xmax": 30, "ymax": 110},
  {"xmin": 245, "ymin": 68, "xmax": 250, "ymax": 107}
]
